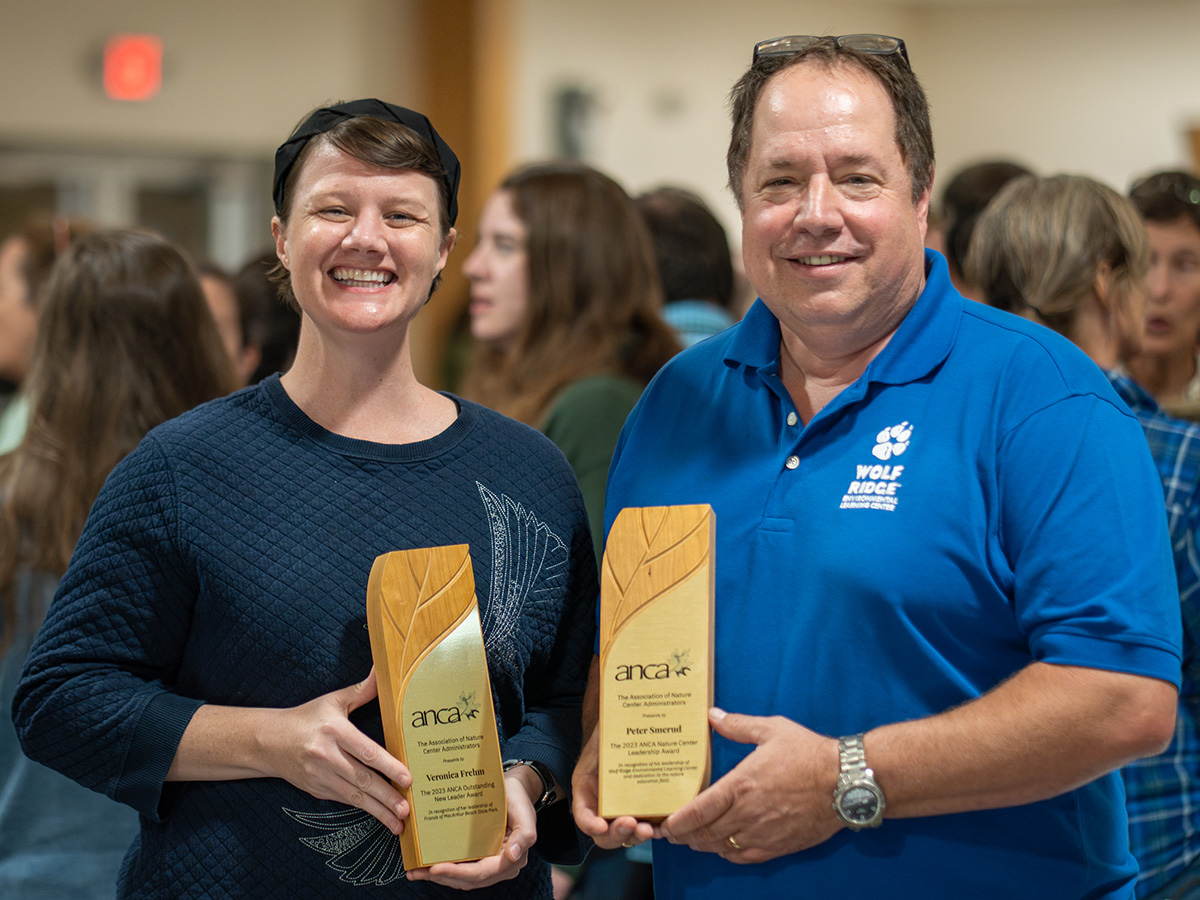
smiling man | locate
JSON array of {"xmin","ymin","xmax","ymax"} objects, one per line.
[{"xmin": 571, "ymin": 35, "xmax": 1183, "ymax": 900}]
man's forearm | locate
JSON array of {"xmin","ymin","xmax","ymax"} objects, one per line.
[{"xmin": 867, "ymin": 661, "xmax": 1177, "ymax": 819}]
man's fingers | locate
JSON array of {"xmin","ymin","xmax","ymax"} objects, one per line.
[
  {"xmin": 708, "ymin": 707, "xmax": 771, "ymax": 746},
  {"xmin": 661, "ymin": 779, "xmax": 736, "ymax": 843}
]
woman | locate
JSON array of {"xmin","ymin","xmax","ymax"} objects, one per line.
[
  {"xmin": 1, "ymin": 228, "xmax": 235, "ymax": 897},
  {"xmin": 967, "ymin": 173, "xmax": 1200, "ymax": 900},
  {"xmin": 461, "ymin": 163, "xmax": 679, "ymax": 551},
  {"xmin": 13, "ymin": 100, "xmax": 596, "ymax": 899},
  {"xmin": 0, "ymin": 219, "xmax": 89, "ymax": 453}
]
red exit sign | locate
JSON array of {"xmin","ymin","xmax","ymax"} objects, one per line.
[{"xmin": 104, "ymin": 34, "xmax": 162, "ymax": 101}]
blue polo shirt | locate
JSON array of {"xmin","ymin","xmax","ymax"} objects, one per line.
[{"xmin": 604, "ymin": 251, "xmax": 1182, "ymax": 900}]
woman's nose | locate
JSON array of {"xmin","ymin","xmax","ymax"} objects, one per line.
[{"xmin": 343, "ymin": 215, "xmax": 387, "ymax": 252}]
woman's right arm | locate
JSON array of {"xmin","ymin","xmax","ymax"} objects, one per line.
[
  {"xmin": 13, "ymin": 439, "xmax": 411, "ymax": 833},
  {"xmin": 167, "ymin": 670, "xmax": 411, "ymax": 835}
]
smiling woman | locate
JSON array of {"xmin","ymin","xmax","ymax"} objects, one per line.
[
  {"xmin": 12, "ymin": 100, "xmax": 598, "ymax": 900},
  {"xmin": 273, "ymin": 147, "xmax": 452, "ymax": 358}
]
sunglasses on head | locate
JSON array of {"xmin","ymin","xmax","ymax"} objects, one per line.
[
  {"xmin": 1130, "ymin": 171, "xmax": 1200, "ymax": 208},
  {"xmin": 752, "ymin": 33, "xmax": 910, "ymax": 68}
]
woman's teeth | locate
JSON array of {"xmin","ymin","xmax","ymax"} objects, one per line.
[{"xmin": 332, "ymin": 267, "xmax": 394, "ymax": 285}]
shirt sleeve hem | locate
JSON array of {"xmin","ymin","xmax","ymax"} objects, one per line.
[
  {"xmin": 114, "ymin": 692, "xmax": 205, "ymax": 821},
  {"xmin": 1033, "ymin": 630, "xmax": 1182, "ymax": 688}
]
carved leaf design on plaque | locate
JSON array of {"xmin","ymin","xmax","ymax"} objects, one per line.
[
  {"xmin": 600, "ymin": 505, "xmax": 711, "ymax": 649},
  {"xmin": 373, "ymin": 546, "xmax": 473, "ymax": 693}
]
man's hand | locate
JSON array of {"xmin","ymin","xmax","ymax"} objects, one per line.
[
  {"xmin": 405, "ymin": 767, "xmax": 539, "ymax": 889},
  {"xmin": 571, "ymin": 727, "xmax": 656, "ymax": 849},
  {"xmin": 659, "ymin": 708, "xmax": 842, "ymax": 864}
]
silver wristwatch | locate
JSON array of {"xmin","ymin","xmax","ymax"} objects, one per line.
[{"xmin": 832, "ymin": 733, "xmax": 886, "ymax": 830}]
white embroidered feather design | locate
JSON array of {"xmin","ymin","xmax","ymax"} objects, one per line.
[
  {"xmin": 283, "ymin": 808, "xmax": 404, "ymax": 886},
  {"xmin": 476, "ymin": 481, "xmax": 567, "ymax": 672}
]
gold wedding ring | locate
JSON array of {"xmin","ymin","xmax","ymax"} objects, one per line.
[{"xmin": 727, "ymin": 835, "xmax": 743, "ymax": 851}]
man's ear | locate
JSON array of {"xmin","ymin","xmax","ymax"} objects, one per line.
[{"xmin": 915, "ymin": 168, "xmax": 934, "ymax": 243}]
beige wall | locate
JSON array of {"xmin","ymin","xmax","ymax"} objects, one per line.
[
  {"xmin": 508, "ymin": 0, "xmax": 1200, "ymax": 250},
  {"xmin": 510, "ymin": 0, "xmax": 912, "ymax": 244},
  {"xmin": 914, "ymin": 0, "xmax": 1200, "ymax": 196},
  {"xmin": 0, "ymin": 0, "xmax": 420, "ymax": 155}
]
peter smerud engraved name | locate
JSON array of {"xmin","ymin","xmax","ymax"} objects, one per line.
[{"xmin": 626, "ymin": 726, "xmax": 683, "ymax": 735}]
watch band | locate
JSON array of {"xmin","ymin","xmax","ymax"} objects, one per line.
[
  {"xmin": 833, "ymin": 733, "xmax": 885, "ymax": 830},
  {"xmin": 502, "ymin": 758, "xmax": 560, "ymax": 812},
  {"xmin": 839, "ymin": 733, "xmax": 870, "ymax": 779}
]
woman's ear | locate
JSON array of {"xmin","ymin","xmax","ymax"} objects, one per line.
[{"xmin": 1092, "ymin": 261, "xmax": 1114, "ymax": 312}]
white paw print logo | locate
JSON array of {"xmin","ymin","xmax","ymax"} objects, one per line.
[{"xmin": 872, "ymin": 422, "xmax": 913, "ymax": 461}]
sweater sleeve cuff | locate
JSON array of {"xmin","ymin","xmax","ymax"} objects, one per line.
[
  {"xmin": 114, "ymin": 692, "xmax": 205, "ymax": 821},
  {"xmin": 501, "ymin": 737, "xmax": 590, "ymax": 865}
]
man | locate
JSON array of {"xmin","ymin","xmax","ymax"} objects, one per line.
[
  {"xmin": 1126, "ymin": 171, "xmax": 1200, "ymax": 413},
  {"xmin": 636, "ymin": 186, "xmax": 740, "ymax": 346},
  {"xmin": 1123, "ymin": 169, "xmax": 1200, "ymax": 899},
  {"xmin": 572, "ymin": 34, "xmax": 1182, "ymax": 899},
  {"xmin": 938, "ymin": 159, "xmax": 1032, "ymax": 301}
]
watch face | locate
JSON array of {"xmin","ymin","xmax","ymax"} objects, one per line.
[{"xmin": 839, "ymin": 784, "xmax": 880, "ymax": 823}]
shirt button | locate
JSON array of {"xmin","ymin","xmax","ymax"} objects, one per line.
[
  {"xmin": 785, "ymin": 455, "xmax": 800, "ymax": 470},
  {"xmin": 787, "ymin": 412, "xmax": 798, "ymax": 426}
]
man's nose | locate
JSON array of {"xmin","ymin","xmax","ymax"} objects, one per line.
[{"xmin": 793, "ymin": 179, "xmax": 844, "ymax": 235}]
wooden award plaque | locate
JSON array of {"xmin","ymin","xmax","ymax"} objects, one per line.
[
  {"xmin": 598, "ymin": 504, "xmax": 714, "ymax": 820},
  {"xmin": 366, "ymin": 545, "xmax": 506, "ymax": 868}
]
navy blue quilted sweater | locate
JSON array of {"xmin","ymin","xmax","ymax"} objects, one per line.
[{"xmin": 13, "ymin": 376, "xmax": 597, "ymax": 899}]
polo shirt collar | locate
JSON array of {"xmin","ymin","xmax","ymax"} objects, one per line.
[{"xmin": 724, "ymin": 249, "xmax": 962, "ymax": 390}]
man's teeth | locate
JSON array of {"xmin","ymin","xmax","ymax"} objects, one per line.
[
  {"xmin": 799, "ymin": 255, "xmax": 847, "ymax": 266},
  {"xmin": 332, "ymin": 268, "xmax": 393, "ymax": 285}
]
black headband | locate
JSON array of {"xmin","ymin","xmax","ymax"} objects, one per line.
[{"xmin": 272, "ymin": 99, "xmax": 461, "ymax": 226}]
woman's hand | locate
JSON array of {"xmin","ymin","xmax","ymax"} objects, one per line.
[
  {"xmin": 405, "ymin": 766, "xmax": 539, "ymax": 889},
  {"xmin": 261, "ymin": 669, "xmax": 412, "ymax": 834},
  {"xmin": 169, "ymin": 669, "xmax": 412, "ymax": 835}
]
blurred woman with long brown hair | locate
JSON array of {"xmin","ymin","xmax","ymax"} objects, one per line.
[
  {"xmin": 0, "ymin": 227, "xmax": 234, "ymax": 898},
  {"xmin": 462, "ymin": 162, "xmax": 680, "ymax": 550}
]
